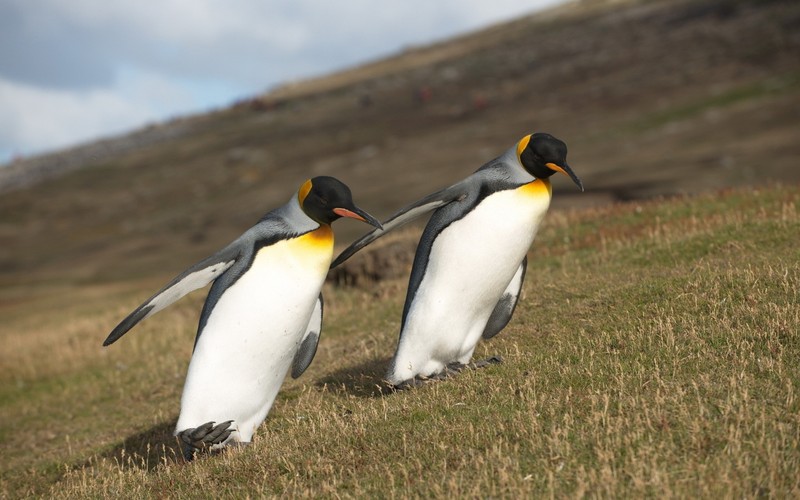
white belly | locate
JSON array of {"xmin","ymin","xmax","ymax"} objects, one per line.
[
  {"xmin": 176, "ymin": 227, "xmax": 332, "ymax": 441},
  {"xmin": 389, "ymin": 180, "xmax": 551, "ymax": 383}
]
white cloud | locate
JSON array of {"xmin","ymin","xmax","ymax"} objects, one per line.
[
  {"xmin": 44, "ymin": 0, "xmax": 312, "ymax": 49},
  {"xmin": 0, "ymin": 0, "xmax": 566, "ymax": 162},
  {"xmin": 0, "ymin": 69, "xmax": 196, "ymax": 158}
]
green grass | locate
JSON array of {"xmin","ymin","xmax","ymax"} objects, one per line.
[
  {"xmin": 1, "ymin": 184, "xmax": 798, "ymax": 498},
  {"xmin": 626, "ymin": 71, "xmax": 800, "ymax": 133}
]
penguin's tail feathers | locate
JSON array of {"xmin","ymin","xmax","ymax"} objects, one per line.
[{"xmin": 176, "ymin": 420, "xmax": 235, "ymax": 461}]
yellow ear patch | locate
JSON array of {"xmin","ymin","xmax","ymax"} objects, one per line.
[
  {"xmin": 298, "ymin": 179, "xmax": 313, "ymax": 205},
  {"xmin": 516, "ymin": 134, "xmax": 532, "ymax": 162}
]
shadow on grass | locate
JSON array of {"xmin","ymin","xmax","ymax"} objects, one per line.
[
  {"xmin": 315, "ymin": 355, "xmax": 393, "ymax": 398},
  {"xmin": 77, "ymin": 359, "xmax": 393, "ymax": 476},
  {"xmin": 92, "ymin": 420, "xmax": 183, "ymax": 472}
]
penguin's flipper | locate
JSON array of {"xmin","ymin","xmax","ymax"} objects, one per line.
[
  {"xmin": 291, "ymin": 293, "xmax": 323, "ymax": 379},
  {"xmin": 331, "ymin": 184, "xmax": 467, "ymax": 267},
  {"xmin": 103, "ymin": 245, "xmax": 240, "ymax": 346},
  {"xmin": 482, "ymin": 256, "xmax": 527, "ymax": 340}
]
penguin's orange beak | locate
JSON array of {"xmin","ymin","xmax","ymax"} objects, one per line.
[
  {"xmin": 333, "ymin": 207, "xmax": 383, "ymax": 229},
  {"xmin": 546, "ymin": 162, "xmax": 584, "ymax": 192}
]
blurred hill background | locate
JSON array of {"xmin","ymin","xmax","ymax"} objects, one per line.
[{"xmin": 1, "ymin": 0, "xmax": 798, "ymax": 293}]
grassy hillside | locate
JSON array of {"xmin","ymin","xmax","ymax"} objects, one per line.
[{"xmin": 1, "ymin": 184, "xmax": 797, "ymax": 497}]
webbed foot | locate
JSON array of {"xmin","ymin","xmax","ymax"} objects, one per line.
[
  {"xmin": 386, "ymin": 356, "xmax": 502, "ymax": 392},
  {"xmin": 445, "ymin": 361, "xmax": 468, "ymax": 373},
  {"xmin": 389, "ymin": 377, "xmax": 426, "ymax": 392},
  {"xmin": 177, "ymin": 420, "xmax": 234, "ymax": 461},
  {"xmin": 470, "ymin": 355, "xmax": 503, "ymax": 369}
]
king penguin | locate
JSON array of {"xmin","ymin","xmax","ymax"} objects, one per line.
[
  {"xmin": 332, "ymin": 133, "xmax": 584, "ymax": 387},
  {"xmin": 104, "ymin": 176, "xmax": 381, "ymax": 460}
]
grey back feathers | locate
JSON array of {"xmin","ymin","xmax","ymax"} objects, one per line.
[
  {"xmin": 400, "ymin": 149, "xmax": 532, "ymax": 328},
  {"xmin": 332, "ymin": 145, "xmax": 535, "ymax": 331},
  {"xmin": 332, "ymin": 146, "xmax": 532, "ymax": 269},
  {"xmin": 104, "ymin": 194, "xmax": 320, "ymax": 347},
  {"xmin": 103, "ymin": 247, "xmax": 239, "ymax": 346},
  {"xmin": 330, "ymin": 186, "xmax": 465, "ymax": 268}
]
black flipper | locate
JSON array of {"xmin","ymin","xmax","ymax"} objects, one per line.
[
  {"xmin": 331, "ymin": 184, "xmax": 467, "ymax": 268},
  {"xmin": 482, "ymin": 257, "xmax": 527, "ymax": 340},
  {"xmin": 103, "ymin": 244, "xmax": 241, "ymax": 346},
  {"xmin": 291, "ymin": 294, "xmax": 323, "ymax": 379},
  {"xmin": 177, "ymin": 420, "xmax": 235, "ymax": 461}
]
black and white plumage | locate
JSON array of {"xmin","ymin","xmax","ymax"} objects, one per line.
[
  {"xmin": 104, "ymin": 176, "xmax": 380, "ymax": 460},
  {"xmin": 332, "ymin": 133, "xmax": 583, "ymax": 386}
]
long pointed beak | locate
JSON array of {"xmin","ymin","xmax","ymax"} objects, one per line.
[
  {"xmin": 333, "ymin": 206, "xmax": 383, "ymax": 230},
  {"xmin": 546, "ymin": 162, "xmax": 584, "ymax": 192}
]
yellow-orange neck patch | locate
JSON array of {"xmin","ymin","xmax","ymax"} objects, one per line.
[
  {"xmin": 299, "ymin": 224, "xmax": 334, "ymax": 250},
  {"xmin": 516, "ymin": 134, "xmax": 532, "ymax": 162},
  {"xmin": 254, "ymin": 224, "xmax": 334, "ymax": 272},
  {"xmin": 518, "ymin": 178, "xmax": 552, "ymax": 198},
  {"xmin": 297, "ymin": 179, "xmax": 313, "ymax": 205}
]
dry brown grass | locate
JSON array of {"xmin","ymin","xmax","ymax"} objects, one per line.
[{"xmin": 1, "ymin": 184, "xmax": 797, "ymax": 498}]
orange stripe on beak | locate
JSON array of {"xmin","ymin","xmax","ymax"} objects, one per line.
[
  {"xmin": 546, "ymin": 162, "xmax": 569, "ymax": 177},
  {"xmin": 332, "ymin": 207, "xmax": 366, "ymax": 222}
]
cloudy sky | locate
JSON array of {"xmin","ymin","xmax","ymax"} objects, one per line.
[{"xmin": 0, "ymin": 0, "xmax": 565, "ymax": 164}]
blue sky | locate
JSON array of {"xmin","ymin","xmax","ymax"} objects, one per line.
[{"xmin": 0, "ymin": 0, "xmax": 566, "ymax": 164}]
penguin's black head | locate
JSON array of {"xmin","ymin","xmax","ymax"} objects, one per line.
[
  {"xmin": 518, "ymin": 133, "xmax": 584, "ymax": 191},
  {"xmin": 298, "ymin": 176, "xmax": 383, "ymax": 228}
]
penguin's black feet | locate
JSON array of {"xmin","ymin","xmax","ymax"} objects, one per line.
[
  {"xmin": 470, "ymin": 355, "xmax": 503, "ymax": 369},
  {"xmin": 388, "ymin": 364, "xmax": 462, "ymax": 391},
  {"xmin": 389, "ymin": 377, "xmax": 426, "ymax": 392},
  {"xmin": 387, "ymin": 358, "xmax": 501, "ymax": 392},
  {"xmin": 388, "ymin": 372, "xmax": 444, "ymax": 391},
  {"xmin": 445, "ymin": 361, "xmax": 468, "ymax": 373},
  {"xmin": 177, "ymin": 420, "xmax": 234, "ymax": 461}
]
